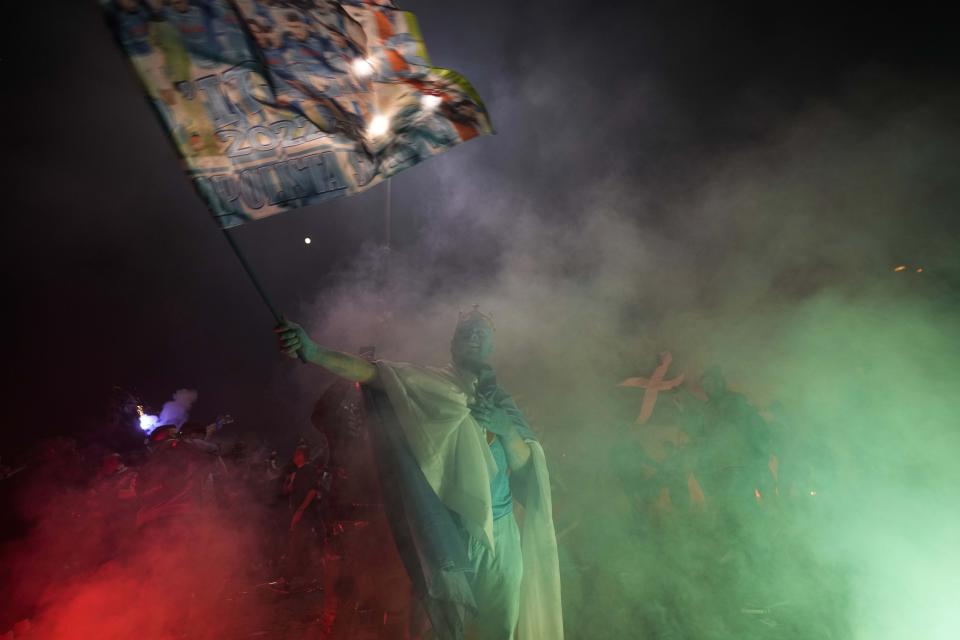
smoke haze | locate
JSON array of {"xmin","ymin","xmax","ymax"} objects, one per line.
[
  {"xmin": 287, "ymin": 77, "xmax": 960, "ymax": 637},
  {"xmin": 158, "ymin": 389, "xmax": 200, "ymax": 429},
  {"xmin": 2, "ymin": 0, "xmax": 958, "ymax": 637}
]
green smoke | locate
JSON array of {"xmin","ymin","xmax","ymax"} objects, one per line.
[{"xmin": 294, "ymin": 80, "xmax": 960, "ymax": 639}]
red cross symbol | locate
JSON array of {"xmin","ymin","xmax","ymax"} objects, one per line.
[{"xmin": 619, "ymin": 351, "xmax": 685, "ymax": 424}]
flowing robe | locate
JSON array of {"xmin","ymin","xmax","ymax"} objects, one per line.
[{"xmin": 365, "ymin": 361, "xmax": 563, "ymax": 639}]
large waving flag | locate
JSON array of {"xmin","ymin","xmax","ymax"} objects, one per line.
[{"xmin": 102, "ymin": 0, "xmax": 492, "ymax": 228}]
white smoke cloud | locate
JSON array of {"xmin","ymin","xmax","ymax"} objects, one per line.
[{"xmin": 157, "ymin": 388, "xmax": 199, "ymax": 429}]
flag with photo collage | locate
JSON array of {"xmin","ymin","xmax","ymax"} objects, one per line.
[{"xmin": 102, "ymin": 0, "xmax": 493, "ymax": 228}]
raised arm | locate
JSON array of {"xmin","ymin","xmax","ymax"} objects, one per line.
[{"xmin": 274, "ymin": 319, "xmax": 378, "ymax": 385}]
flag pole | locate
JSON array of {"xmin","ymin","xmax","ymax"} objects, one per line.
[
  {"xmin": 221, "ymin": 227, "xmax": 306, "ymax": 363},
  {"xmin": 222, "ymin": 228, "xmax": 281, "ymax": 321}
]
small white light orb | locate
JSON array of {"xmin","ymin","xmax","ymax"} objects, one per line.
[
  {"xmin": 352, "ymin": 58, "xmax": 375, "ymax": 78},
  {"xmin": 421, "ymin": 94, "xmax": 442, "ymax": 111},
  {"xmin": 304, "ymin": 237, "xmax": 312, "ymax": 245},
  {"xmin": 368, "ymin": 115, "xmax": 390, "ymax": 138}
]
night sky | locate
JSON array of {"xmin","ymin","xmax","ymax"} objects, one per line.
[{"xmin": 2, "ymin": 1, "xmax": 957, "ymax": 451}]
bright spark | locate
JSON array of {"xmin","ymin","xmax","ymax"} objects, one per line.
[
  {"xmin": 894, "ymin": 265, "xmax": 907, "ymax": 272},
  {"xmin": 352, "ymin": 58, "xmax": 374, "ymax": 78},
  {"xmin": 421, "ymin": 94, "xmax": 442, "ymax": 111},
  {"xmin": 304, "ymin": 237, "xmax": 312, "ymax": 245},
  {"xmin": 139, "ymin": 414, "xmax": 159, "ymax": 432},
  {"xmin": 368, "ymin": 115, "xmax": 390, "ymax": 138}
]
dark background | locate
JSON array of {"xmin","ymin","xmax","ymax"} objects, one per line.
[{"xmin": 2, "ymin": 1, "xmax": 957, "ymax": 451}]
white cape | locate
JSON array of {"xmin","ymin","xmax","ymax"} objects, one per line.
[{"xmin": 377, "ymin": 361, "xmax": 564, "ymax": 639}]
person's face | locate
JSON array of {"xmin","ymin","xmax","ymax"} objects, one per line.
[
  {"xmin": 701, "ymin": 371, "xmax": 726, "ymax": 400},
  {"xmin": 286, "ymin": 19, "xmax": 309, "ymax": 41},
  {"xmin": 293, "ymin": 450, "xmax": 306, "ymax": 467},
  {"xmin": 451, "ymin": 319, "xmax": 494, "ymax": 369}
]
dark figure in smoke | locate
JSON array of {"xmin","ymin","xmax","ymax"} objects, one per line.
[
  {"xmin": 277, "ymin": 443, "xmax": 323, "ymax": 588},
  {"xmin": 275, "ymin": 309, "xmax": 563, "ymax": 639},
  {"xmin": 135, "ymin": 424, "xmax": 217, "ymax": 530},
  {"xmin": 689, "ymin": 367, "xmax": 773, "ymax": 524},
  {"xmin": 311, "ymin": 377, "xmax": 411, "ymax": 636}
]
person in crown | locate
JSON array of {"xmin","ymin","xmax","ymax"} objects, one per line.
[{"xmin": 274, "ymin": 307, "xmax": 563, "ymax": 639}]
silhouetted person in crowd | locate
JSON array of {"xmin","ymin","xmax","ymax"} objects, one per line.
[
  {"xmin": 135, "ymin": 425, "xmax": 216, "ymax": 531},
  {"xmin": 694, "ymin": 366, "xmax": 773, "ymax": 511},
  {"xmin": 277, "ymin": 444, "xmax": 322, "ymax": 589}
]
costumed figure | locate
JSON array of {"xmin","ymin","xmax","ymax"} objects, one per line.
[
  {"xmin": 275, "ymin": 308, "xmax": 563, "ymax": 640},
  {"xmin": 690, "ymin": 366, "xmax": 773, "ymax": 509}
]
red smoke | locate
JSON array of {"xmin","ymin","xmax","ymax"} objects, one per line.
[{"xmin": 1, "ymin": 448, "xmax": 274, "ymax": 639}]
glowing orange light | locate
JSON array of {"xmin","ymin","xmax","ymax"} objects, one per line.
[
  {"xmin": 894, "ymin": 265, "xmax": 907, "ymax": 272},
  {"xmin": 916, "ymin": 267, "xmax": 924, "ymax": 273}
]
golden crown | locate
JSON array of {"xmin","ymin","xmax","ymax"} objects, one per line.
[{"xmin": 457, "ymin": 304, "xmax": 495, "ymax": 331}]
